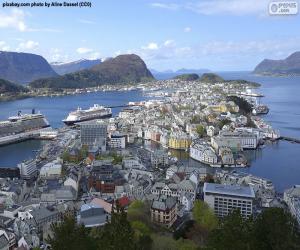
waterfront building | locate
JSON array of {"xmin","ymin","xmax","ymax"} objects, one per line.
[
  {"xmin": 80, "ymin": 120, "xmax": 107, "ymax": 151},
  {"xmin": 218, "ymin": 146, "xmax": 234, "ymax": 165},
  {"xmin": 211, "ymin": 130, "xmax": 258, "ymax": 153},
  {"xmin": 203, "ymin": 183, "xmax": 255, "ymax": 218},
  {"xmin": 17, "ymin": 159, "xmax": 37, "ymax": 180},
  {"xmin": 284, "ymin": 185, "xmax": 300, "ymax": 225},
  {"xmin": 150, "ymin": 195, "xmax": 177, "ymax": 228},
  {"xmin": 190, "ymin": 140, "xmax": 218, "ymax": 165},
  {"xmin": 168, "ymin": 132, "xmax": 191, "ymax": 150}
]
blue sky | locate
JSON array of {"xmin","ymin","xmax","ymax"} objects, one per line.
[{"xmin": 0, "ymin": 0, "xmax": 299, "ymax": 71}]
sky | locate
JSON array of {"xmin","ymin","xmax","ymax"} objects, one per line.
[{"xmin": 0, "ymin": 0, "xmax": 299, "ymax": 71}]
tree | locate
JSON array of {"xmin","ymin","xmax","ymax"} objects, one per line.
[
  {"xmin": 47, "ymin": 216, "xmax": 95, "ymax": 250},
  {"xmin": 95, "ymin": 204, "xmax": 136, "ymax": 250},
  {"xmin": 217, "ymin": 119, "xmax": 231, "ymax": 130},
  {"xmin": 196, "ymin": 125, "xmax": 206, "ymax": 138},
  {"xmin": 250, "ymin": 208, "xmax": 300, "ymax": 250},
  {"xmin": 207, "ymin": 208, "xmax": 300, "ymax": 250},
  {"xmin": 207, "ymin": 210, "xmax": 252, "ymax": 250},
  {"xmin": 61, "ymin": 151, "xmax": 70, "ymax": 162},
  {"xmin": 151, "ymin": 235, "xmax": 178, "ymax": 250},
  {"xmin": 127, "ymin": 200, "xmax": 150, "ymax": 225},
  {"xmin": 204, "ymin": 174, "xmax": 215, "ymax": 183},
  {"xmin": 192, "ymin": 200, "xmax": 218, "ymax": 231}
]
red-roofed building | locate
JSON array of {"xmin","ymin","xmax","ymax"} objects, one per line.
[{"xmin": 116, "ymin": 196, "xmax": 131, "ymax": 209}]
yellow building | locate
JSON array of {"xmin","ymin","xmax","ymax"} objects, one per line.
[
  {"xmin": 210, "ymin": 101, "xmax": 239, "ymax": 113},
  {"xmin": 168, "ymin": 134, "xmax": 191, "ymax": 150}
]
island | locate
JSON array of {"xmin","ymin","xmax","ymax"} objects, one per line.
[{"xmin": 253, "ymin": 51, "xmax": 300, "ymax": 76}]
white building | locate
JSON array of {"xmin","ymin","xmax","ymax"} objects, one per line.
[
  {"xmin": 284, "ymin": 185, "xmax": 300, "ymax": 225},
  {"xmin": 39, "ymin": 160, "xmax": 62, "ymax": 179},
  {"xmin": 218, "ymin": 147, "xmax": 234, "ymax": 165},
  {"xmin": 123, "ymin": 157, "xmax": 145, "ymax": 170},
  {"xmin": 207, "ymin": 126, "xmax": 218, "ymax": 137},
  {"xmin": 211, "ymin": 130, "xmax": 259, "ymax": 154},
  {"xmin": 64, "ymin": 173, "xmax": 79, "ymax": 192},
  {"xmin": 203, "ymin": 183, "xmax": 255, "ymax": 218},
  {"xmin": 180, "ymin": 192, "xmax": 194, "ymax": 211},
  {"xmin": 108, "ymin": 133, "xmax": 126, "ymax": 149},
  {"xmin": 17, "ymin": 159, "xmax": 37, "ymax": 180},
  {"xmin": 190, "ymin": 140, "xmax": 218, "ymax": 165}
]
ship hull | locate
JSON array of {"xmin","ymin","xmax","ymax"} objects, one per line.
[{"xmin": 63, "ymin": 113, "xmax": 112, "ymax": 125}]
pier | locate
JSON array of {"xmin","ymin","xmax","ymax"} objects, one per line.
[
  {"xmin": 279, "ymin": 136, "xmax": 300, "ymax": 144},
  {"xmin": 106, "ymin": 104, "xmax": 144, "ymax": 109}
]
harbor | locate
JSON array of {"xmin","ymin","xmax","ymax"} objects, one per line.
[{"xmin": 0, "ymin": 72, "xmax": 300, "ymax": 193}]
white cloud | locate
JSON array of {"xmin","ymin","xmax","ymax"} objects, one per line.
[
  {"xmin": 150, "ymin": 0, "xmax": 269, "ymax": 16},
  {"xmin": 0, "ymin": 9, "xmax": 27, "ymax": 31},
  {"xmin": 114, "ymin": 50, "xmax": 122, "ymax": 56},
  {"xmin": 142, "ymin": 42, "xmax": 159, "ymax": 50},
  {"xmin": 75, "ymin": 47, "xmax": 100, "ymax": 60},
  {"xmin": 184, "ymin": 27, "xmax": 192, "ymax": 32},
  {"xmin": 150, "ymin": 3, "xmax": 179, "ymax": 10},
  {"xmin": 0, "ymin": 41, "xmax": 10, "ymax": 51},
  {"xmin": 27, "ymin": 28, "xmax": 62, "ymax": 33},
  {"xmin": 0, "ymin": 9, "xmax": 61, "ymax": 33},
  {"xmin": 164, "ymin": 40, "xmax": 175, "ymax": 47},
  {"xmin": 88, "ymin": 52, "xmax": 101, "ymax": 60},
  {"xmin": 18, "ymin": 40, "xmax": 39, "ymax": 50},
  {"xmin": 134, "ymin": 37, "xmax": 300, "ymax": 68},
  {"xmin": 47, "ymin": 48, "xmax": 70, "ymax": 62},
  {"xmin": 186, "ymin": 0, "xmax": 269, "ymax": 16},
  {"xmin": 78, "ymin": 19, "xmax": 96, "ymax": 24},
  {"xmin": 76, "ymin": 47, "xmax": 93, "ymax": 54}
]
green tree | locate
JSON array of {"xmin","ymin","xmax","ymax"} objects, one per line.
[
  {"xmin": 207, "ymin": 210, "xmax": 252, "ymax": 250},
  {"xmin": 151, "ymin": 235, "xmax": 178, "ymax": 250},
  {"xmin": 61, "ymin": 151, "xmax": 70, "ymax": 162},
  {"xmin": 196, "ymin": 125, "xmax": 206, "ymax": 138},
  {"xmin": 217, "ymin": 119, "xmax": 231, "ymax": 130},
  {"xmin": 47, "ymin": 216, "xmax": 95, "ymax": 250},
  {"xmin": 95, "ymin": 204, "xmax": 136, "ymax": 250},
  {"xmin": 176, "ymin": 238, "xmax": 198, "ymax": 250},
  {"xmin": 193, "ymin": 200, "xmax": 218, "ymax": 231},
  {"xmin": 251, "ymin": 208, "xmax": 300, "ymax": 250},
  {"xmin": 127, "ymin": 200, "xmax": 150, "ymax": 225}
]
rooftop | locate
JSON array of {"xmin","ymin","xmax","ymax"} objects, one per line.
[{"xmin": 203, "ymin": 182, "xmax": 255, "ymax": 198}]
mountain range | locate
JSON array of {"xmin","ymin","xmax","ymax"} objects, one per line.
[
  {"xmin": 30, "ymin": 54, "xmax": 154, "ymax": 89},
  {"xmin": 253, "ymin": 51, "xmax": 300, "ymax": 76},
  {"xmin": 150, "ymin": 68, "xmax": 210, "ymax": 80},
  {"xmin": 51, "ymin": 59, "xmax": 102, "ymax": 75},
  {"xmin": 0, "ymin": 51, "xmax": 57, "ymax": 84},
  {"xmin": 0, "ymin": 78, "xmax": 27, "ymax": 93}
]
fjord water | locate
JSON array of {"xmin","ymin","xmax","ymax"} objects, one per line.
[
  {"xmin": 218, "ymin": 72, "xmax": 300, "ymax": 192},
  {"xmin": 0, "ymin": 73, "xmax": 299, "ymax": 191},
  {"xmin": 0, "ymin": 90, "xmax": 150, "ymax": 167}
]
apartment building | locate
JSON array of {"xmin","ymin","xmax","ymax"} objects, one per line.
[{"xmin": 203, "ymin": 183, "xmax": 255, "ymax": 218}]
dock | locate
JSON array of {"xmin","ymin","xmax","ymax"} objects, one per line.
[
  {"xmin": 279, "ymin": 136, "xmax": 300, "ymax": 144},
  {"xmin": 106, "ymin": 104, "xmax": 144, "ymax": 109}
]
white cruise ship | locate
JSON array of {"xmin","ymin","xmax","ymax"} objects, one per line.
[
  {"xmin": 0, "ymin": 110, "xmax": 50, "ymax": 138},
  {"xmin": 62, "ymin": 104, "xmax": 112, "ymax": 125}
]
